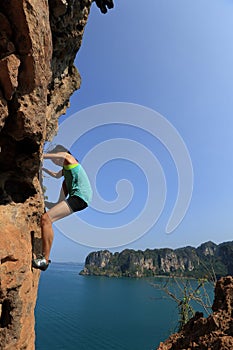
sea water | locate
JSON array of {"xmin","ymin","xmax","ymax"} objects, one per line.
[{"xmin": 35, "ymin": 263, "xmax": 213, "ymax": 350}]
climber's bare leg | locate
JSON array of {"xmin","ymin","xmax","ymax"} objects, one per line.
[
  {"xmin": 42, "ymin": 201, "xmax": 72, "ymax": 261},
  {"xmin": 41, "ymin": 213, "xmax": 54, "ymax": 262}
]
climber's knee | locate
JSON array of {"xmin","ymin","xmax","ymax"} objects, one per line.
[{"xmin": 41, "ymin": 212, "xmax": 52, "ymax": 227}]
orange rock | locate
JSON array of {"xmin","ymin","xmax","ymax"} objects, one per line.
[
  {"xmin": 157, "ymin": 276, "xmax": 233, "ymax": 350},
  {"xmin": 0, "ymin": 0, "xmax": 92, "ymax": 349},
  {"xmin": 0, "ymin": 54, "xmax": 20, "ymax": 100}
]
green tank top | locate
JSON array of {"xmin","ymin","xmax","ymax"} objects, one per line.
[{"xmin": 63, "ymin": 163, "xmax": 92, "ymax": 205}]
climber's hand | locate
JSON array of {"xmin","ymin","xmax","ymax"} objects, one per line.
[{"xmin": 94, "ymin": 0, "xmax": 114, "ymax": 14}]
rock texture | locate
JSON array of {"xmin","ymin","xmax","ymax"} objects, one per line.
[
  {"xmin": 157, "ymin": 276, "xmax": 233, "ymax": 350},
  {"xmin": 80, "ymin": 241, "xmax": 233, "ymax": 278},
  {"xmin": 0, "ymin": 0, "xmax": 112, "ymax": 348}
]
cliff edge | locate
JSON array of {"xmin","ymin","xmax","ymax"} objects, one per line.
[{"xmin": 0, "ymin": 0, "xmax": 108, "ymax": 348}]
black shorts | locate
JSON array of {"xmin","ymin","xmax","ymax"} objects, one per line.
[{"xmin": 67, "ymin": 196, "xmax": 88, "ymax": 212}]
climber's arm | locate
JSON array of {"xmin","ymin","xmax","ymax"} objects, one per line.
[
  {"xmin": 43, "ymin": 152, "xmax": 67, "ymax": 161},
  {"xmin": 42, "ymin": 168, "xmax": 63, "ymax": 178},
  {"xmin": 43, "ymin": 152, "xmax": 77, "ymax": 165}
]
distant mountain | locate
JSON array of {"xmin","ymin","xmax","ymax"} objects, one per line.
[{"xmin": 80, "ymin": 241, "xmax": 233, "ymax": 278}]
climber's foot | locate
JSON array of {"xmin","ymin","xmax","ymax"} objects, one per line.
[{"xmin": 32, "ymin": 256, "xmax": 51, "ymax": 271}]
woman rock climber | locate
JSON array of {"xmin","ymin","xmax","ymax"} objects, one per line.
[{"xmin": 32, "ymin": 145, "xmax": 92, "ymax": 271}]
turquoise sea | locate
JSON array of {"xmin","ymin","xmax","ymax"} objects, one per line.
[{"xmin": 35, "ymin": 263, "xmax": 213, "ymax": 350}]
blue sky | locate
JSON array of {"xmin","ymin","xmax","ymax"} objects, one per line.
[{"xmin": 45, "ymin": 0, "xmax": 233, "ymax": 262}]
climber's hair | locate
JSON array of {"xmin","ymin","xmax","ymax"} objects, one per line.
[
  {"xmin": 47, "ymin": 145, "xmax": 71, "ymax": 154},
  {"xmin": 46, "ymin": 144, "xmax": 79, "ymax": 162}
]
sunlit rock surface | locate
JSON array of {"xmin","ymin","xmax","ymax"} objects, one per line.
[
  {"xmin": 0, "ymin": 0, "xmax": 94, "ymax": 348},
  {"xmin": 157, "ymin": 276, "xmax": 233, "ymax": 350}
]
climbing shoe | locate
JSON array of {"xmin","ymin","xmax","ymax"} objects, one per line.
[{"xmin": 32, "ymin": 256, "xmax": 51, "ymax": 271}]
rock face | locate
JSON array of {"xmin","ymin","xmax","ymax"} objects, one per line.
[
  {"xmin": 0, "ymin": 0, "xmax": 101, "ymax": 348},
  {"xmin": 80, "ymin": 241, "xmax": 233, "ymax": 278},
  {"xmin": 157, "ymin": 276, "xmax": 233, "ymax": 350}
]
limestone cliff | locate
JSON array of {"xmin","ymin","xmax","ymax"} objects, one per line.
[
  {"xmin": 0, "ymin": 1, "xmax": 113, "ymax": 349},
  {"xmin": 80, "ymin": 241, "xmax": 233, "ymax": 278},
  {"xmin": 157, "ymin": 276, "xmax": 233, "ymax": 349}
]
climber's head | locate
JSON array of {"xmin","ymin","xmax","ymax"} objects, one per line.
[
  {"xmin": 47, "ymin": 145, "xmax": 72, "ymax": 166},
  {"xmin": 48, "ymin": 145, "xmax": 71, "ymax": 154},
  {"xmin": 52, "ymin": 157, "xmax": 64, "ymax": 166}
]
